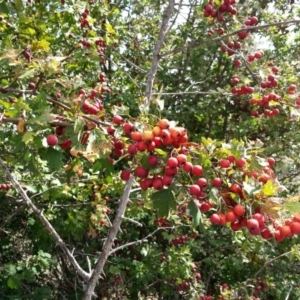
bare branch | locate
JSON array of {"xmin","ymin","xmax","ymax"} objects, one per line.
[
  {"xmin": 122, "ymin": 216, "xmax": 143, "ymax": 227},
  {"xmin": 145, "ymin": 0, "xmax": 176, "ymax": 106},
  {"xmin": 152, "ymin": 91, "xmax": 232, "ymax": 96},
  {"xmin": 0, "ymin": 158, "xmax": 91, "ymax": 282},
  {"xmin": 253, "ymin": 250, "xmax": 292, "ymax": 278},
  {"xmin": 109, "ymin": 228, "xmax": 162, "ymax": 255},
  {"xmin": 160, "ymin": 19, "xmax": 300, "ymax": 58},
  {"xmin": 82, "ymin": 176, "xmax": 134, "ymax": 300}
]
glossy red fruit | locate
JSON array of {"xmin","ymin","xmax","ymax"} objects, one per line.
[
  {"xmin": 148, "ymin": 155, "xmax": 159, "ymax": 166},
  {"xmin": 210, "ymin": 214, "xmax": 220, "ymax": 225},
  {"xmin": 137, "ymin": 141, "xmax": 148, "ymax": 152},
  {"xmin": 113, "ymin": 115, "xmax": 123, "ymax": 125},
  {"xmin": 253, "ymin": 213, "xmax": 264, "ymax": 223},
  {"xmin": 219, "ymin": 159, "xmax": 231, "ymax": 168},
  {"xmin": 235, "ymin": 157, "xmax": 246, "ymax": 168},
  {"xmin": 212, "ymin": 178, "xmax": 223, "ymax": 188},
  {"xmin": 267, "ymin": 157, "xmax": 275, "ymax": 166},
  {"xmin": 153, "ymin": 177, "xmax": 163, "ymax": 190},
  {"xmin": 230, "ymin": 183, "xmax": 241, "ymax": 194},
  {"xmin": 190, "ymin": 185, "xmax": 201, "ymax": 195},
  {"xmin": 167, "ymin": 157, "xmax": 178, "ymax": 168},
  {"xmin": 183, "ymin": 162, "xmax": 193, "ymax": 173},
  {"xmin": 247, "ymin": 218, "xmax": 259, "ymax": 231},
  {"xmin": 290, "ymin": 222, "xmax": 300, "ymax": 234},
  {"xmin": 46, "ymin": 134, "xmax": 58, "ymax": 146},
  {"xmin": 165, "ymin": 166, "xmax": 178, "ymax": 176},
  {"xmin": 231, "ymin": 222, "xmax": 242, "ymax": 231},
  {"xmin": 192, "ymin": 165, "xmax": 203, "ymax": 176},
  {"xmin": 28, "ymin": 82, "xmax": 36, "ymax": 89},
  {"xmin": 226, "ymin": 211, "xmax": 237, "ymax": 223},
  {"xmin": 123, "ymin": 122, "xmax": 134, "ymax": 135},
  {"xmin": 128, "ymin": 144, "xmax": 138, "ymax": 155},
  {"xmin": 197, "ymin": 178, "xmax": 207, "ymax": 188},
  {"xmin": 176, "ymin": 154, "xmax": 187, "ymax": 165},
  {"xmin": 199, "ymin": 202, "xmax": 211, "ymax": 212},
  {"xmin": 261, "ymin": 228, "xmax": 272, "ymax": 240},
  {"xmin": 280, "ymin": 225, "xmax": 292, "ymax": 238},
  {"xmin": 120, "ymin": 170, "xmax": 131, "ymax": 181},
  {"xmin": 162, "ymin": 175, "xmax": 173, "ymax": 186},
  {"xmin": 135, "ymin": 166, "xmax": 148, "ymax": 178},
  {"xmin": 130, "ymin": 131, "xmax": 142, "ymax": 142},
  {"xmin": 233, "ymin": 205, "xmax": 245, "ymax": 217}
]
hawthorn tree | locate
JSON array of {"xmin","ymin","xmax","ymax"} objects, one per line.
[{"xmin": 1, "ymin": 0, "xmax": 300, "ymax": 299}]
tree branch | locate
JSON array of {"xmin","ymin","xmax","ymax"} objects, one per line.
[
  {"xmin": 82, "ymin": 176, "xmax": 134, "ymax": 300},
  {"xmin": 160, "ymin": 19, "xmax": 300, "ymax": 58},
  {"xmin": 0, "ymin": 158, "xmax": 91, "ymax": 282},
  {"xmin": 144, "ymin": 0, "xmax": 176, "ymax": 106}
]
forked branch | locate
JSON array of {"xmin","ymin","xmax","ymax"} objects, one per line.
[
  {"xmin": 0, "ymin": 158, "xmax": 91, "ymax": 282},
  {"xmin": 145, "ymin": 0, "xmax": 176, "ymax": 106},
  {"xmin": 82, "ymin": 176, "xmax": 134, "ymax": 300}
]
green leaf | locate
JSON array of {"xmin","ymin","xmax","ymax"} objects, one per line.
[
  {"xmin": 188, "ymin": 200, "xmax": 202, "ymax": 228},
  {"xmin": 7, "ymin": 276, "xmax": 20, "ymax": 289},
  {"xmin": 284, "ymin": 202, "xmax": 300, "ymax": 213},
  {"xmin": 243, "ymin": 182, "xmax": 261, "ymax": 196},
  {"xmin": 109, "ymin": 265, "xmax": 120, "ymax": 274},
  {"xmin": 5, "ymin": 264, "xmax": 17, "ymax": 275},
  {"xmin": 111, "ymin": 104, "xmax": 129, "ymax": 116},
  {"xmin": 42, "ymin": 147, "xmax": 63, "ymax": 171},
  {"xmin": 74, "ymin": 118, "xmax": 85, "ymax": 134},
  {"xmin": 151, "ymin": 189, "xmax": 176, "ymax": 217},
  {"xmin": 19, "ymin": 68, "xmax": 36, "ymax": 79},
  {"xmin": 22, "ymin": 131, "xmax": 35, "ymax": 144}
]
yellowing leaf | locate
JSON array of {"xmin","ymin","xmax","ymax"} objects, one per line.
[
  {"xmin": 287, "ymin": 195, "xmax": 300, "ymax": 202},
  {"xmin": 17, "ymin": 118, "xmax": 25, "ymax": 133},
  {"xmin": 32, "ymin": 39, "xmax": 50, "ymax": 52},
  {"xmin": 88, "ymin": 225, "xmax": 97, "ymax": 238},
  {"xmin": 262, "ymin": 180, "xmax": 277, "ymax": 196},
  {"xmin": 271, "ymin": 206, "xmax": 283, "ymax": 211},
  {"xmin": 105, "ymin": 23, "xmax": 116, "ymax": 35}
]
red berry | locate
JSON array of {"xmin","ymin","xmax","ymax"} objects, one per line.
[
  {"xmin": 290, "ymin": 222, "xmax": 300, "ymax": 234},
  {"xmin": 192, "ymin": 165, "xmax": 203, "ymax": 176},
  {"xmin": 247, "ymin": 218, "xmax": 259, "ymax": 231},
  {"xmin": 190, "ymin": 185, "xmax": 201, "ymax": 196},
  {"xmin": 120, "ymin": 170, "xmax": 131, "ymax": 181},
  {"xmin": 226, "ymin": 211, "xmax": 237, "ymax": 223},
  {"xmin": 46, "ymin": 134, "xmax": 58, "ymax": 146},
  {"xmin": 233, "ymin": 205, "xmax": 245, "ymax": 217},
  {"xmin": 183, "ymin": 162, "xmax": 193, "ymax": 173},
  {"xmin": 235, "ymin": 157, "xmax": 246, "ymax": 168},
  {"xmin": 167, "ymin": 157, "xmax": 178, "ymax": 168},
  {"xmin": 267, "ymin": 157, "xmax": 275, "ymax": 166},
  {"xmin": 197, "ymin": 178, "xmax": 207, "ymax": 187},
  {"xmin": 153, "ymin": 177, "xmax": 163, "ymax": 190},
  {"xmin": 135, "ymin": 166, "xmax": 148, "ymax": 178},
  {"xmin": 113, "ymin": 115, "xmax": 123, "ymax": 125},
  {"xmin": 280, "ymin": 225, "xmax": 292, "ymax": 238},
  {"xmin": 212, "ymin": 178, "xmax": 223, "ymax": 188},
  {"xmin": 219, "ymin": 159, "xmax": 231, "ymax": 168},
  {"xmin": 148, "ymin": 155, "xmax": 159, "ymax": 166},
  {"xmin": 210, "ymin": 214, "xmax": 220, "ymax": 225}
]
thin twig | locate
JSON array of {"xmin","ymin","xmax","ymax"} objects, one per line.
[
  {"xmin": 253, "ymin": 250, "xmax": 292, "ymax": 278},
  {"xmin": 160, "ymin": 19, "xmax": 300, "ymax": 58},
  {"xmin": 109, "ymin": 228, "xmax": 164, "ymax": 255},
  {"xmin": 122, "ymin": 216, "xmax": 143, "ymax": 227}
]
